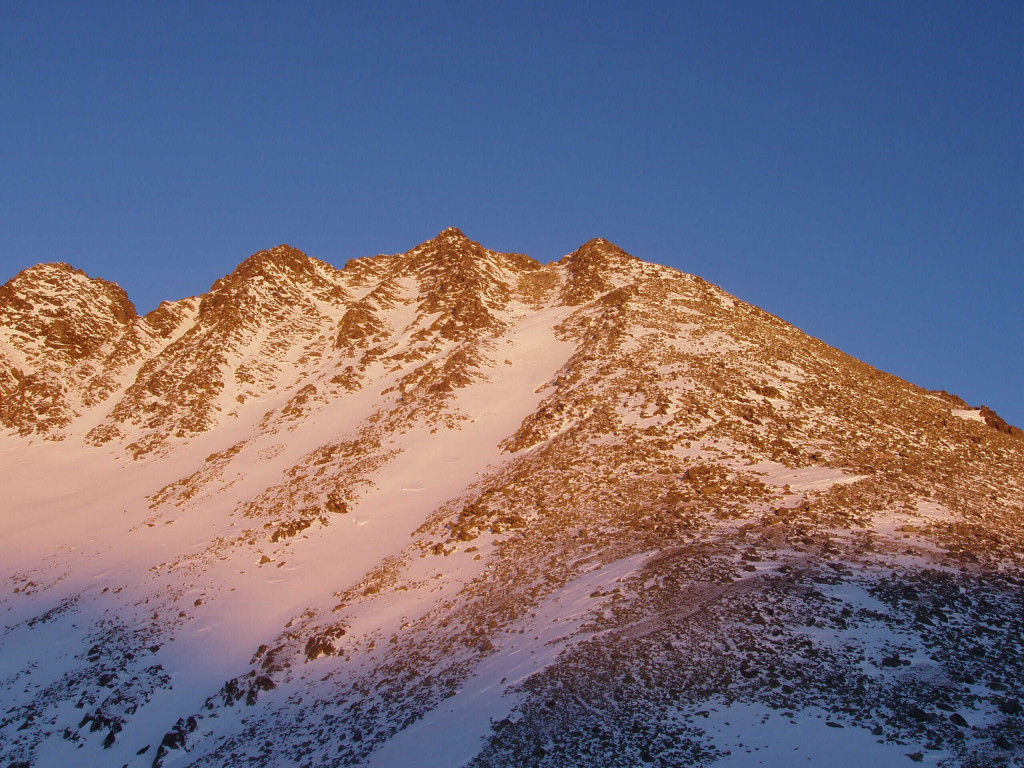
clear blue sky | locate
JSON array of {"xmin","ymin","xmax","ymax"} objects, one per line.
[{"xmin": 1, "ymin": 1, "xmax": 1021, "ymax": 425}]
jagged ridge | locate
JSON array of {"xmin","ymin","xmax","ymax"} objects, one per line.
[{"xmin": 1, "ymin": 229, "xmax": 1022, "ymax": 768}]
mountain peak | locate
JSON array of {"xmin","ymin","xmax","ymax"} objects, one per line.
[
  {"xmin": 558, "ymin": 237, "xmax": 639, "ymax": 305},
  {"xmin": 8, "ymin": 261, "xmax": 80, "ymax": 281},
  {"xmin": 0, "ymin": 261, "xmax": 138, "ymax": 334},
  {"xmin": 219, "ymin": 244, "xmax": 311, "ymax": 282},
  {"xmin": 566, "ymin": 237, "xmax": 637, "ymax": 265},
  {"xmin": 0, "ymin": 262, "xmax": 139, "ymax": 434},
  {"xmin": 3, "ymin": 231, "xmax": 1024, "ymax": 767},
  {"xmin": 201, "ymin": 245, "xmax": 314, "ymax": 317},
  {"xmin": 201, "ymin": 244, "xmax": 348, "ymax": 315},
  {"xmin": 405, "ymin": 228, "xmax": 538, "ymax": 277},
  {"xmin": 436, "ymin": 226, "xmax": 469, "ymax": 241}
]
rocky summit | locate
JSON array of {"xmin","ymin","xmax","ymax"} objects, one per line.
[{"xmin": 1, "ymin": 229, "xmax": 1023, "ymax": 768}]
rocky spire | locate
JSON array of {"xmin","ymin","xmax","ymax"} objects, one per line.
[{"xmin": 559, "ymin": 237, "xmax": 640, "ymax": 305}]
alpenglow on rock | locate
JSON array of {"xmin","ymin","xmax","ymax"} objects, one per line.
[{"xmin": 1, "ymin": 229, "xmax": 1023, "ymax": 767}]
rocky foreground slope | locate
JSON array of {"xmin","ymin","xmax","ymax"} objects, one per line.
[{"xmin": 1, "ymin": 229, "xmax": 1023, "ymax": 767}]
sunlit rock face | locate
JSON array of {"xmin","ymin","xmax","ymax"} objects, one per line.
[{"xmin": 1, "ymin": 230, "xmax": 1023, "ymax": 768}]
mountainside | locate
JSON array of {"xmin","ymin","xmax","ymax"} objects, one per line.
[{"xmin": 2, "ymin": 228, "xmax": 1023, "ymax": 768}]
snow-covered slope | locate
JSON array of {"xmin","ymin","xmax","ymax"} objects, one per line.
[{"xmin": 2, "ymin": 229, "xmax": 1023, "ymax": 767}]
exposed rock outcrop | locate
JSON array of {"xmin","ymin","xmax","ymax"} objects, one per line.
[{"xmin": 1, "ymin": 230, "xmax": 1022, "ymax": 768}]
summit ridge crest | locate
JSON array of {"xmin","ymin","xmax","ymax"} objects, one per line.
[{"xmin": 1, "ymin": 229, "xmax": 1023, "ymax": 767}]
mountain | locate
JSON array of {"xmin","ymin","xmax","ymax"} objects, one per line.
[{"xmin": 1, "ymin": 229, "xmax": 1022, "ymax": 768}]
